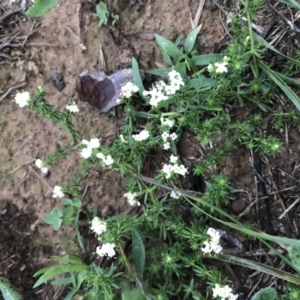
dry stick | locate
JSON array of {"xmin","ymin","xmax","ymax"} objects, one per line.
[
  {"xmin": 29, "ymin": 165, "xmax": 53, "ymax": 193},
  {"xmin": 0, "ymin": 73, "xmax": 26, "ymax": 102},
  {"xmin": 65, "ymin": 26, "xmax": 86, "ymax": 50},
  {"xmin": 262, "ymin": 156, "xmax": 293, "ymax": 229},
  {"xmin": 21, "ymin": 19, "xmax": 40, "ymax": 47},
  {"xmin": 193, "ymin": 0, "xmax": 206, "ymax": 28},
  {"xmin": 279, "ymin": 197, "xmax": 300, "ymax": 219},
  {"xmin": 183, "ymin": 0, "xmax": 194, "ymax": 29}
]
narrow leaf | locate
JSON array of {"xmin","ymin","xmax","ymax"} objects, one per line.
[
  {"xmin": 184, "ymin": 25, "xmax": 202, "ymax": 54},
  {"xmin": 259, "ymin": 62, "xmax": 300, "ymax": 111},
  {"xmin": 191, "ymin": 54, "xmax": 223, "ymax": 66},
  {"xmin": 278, "ymin": 0, "xmax": 300, "ymax": 9},
  {"xmin": 26, "ymin": 0, "xmax": 59, "ymax": 18},
  {"xmin": 0, "ymin": 279, "xmax": 21, "ymax": 300},
  {"xmin": 154, "ymin": 34, "xmax": 184, "ymax": 62},
  {"xmin": 33, "ymin": 264, "xmax": 88, "ymax": 288},
  {"xmin": 132, "ymin": 58, "xmax": 146, "ymax": 100},
  {"xmin": 131, "ymin": 229, "xmax": 145, "ymax": 281},
  {"xmin": 210, "ymin": 254, "xmax": 300, "ymax": 285}
]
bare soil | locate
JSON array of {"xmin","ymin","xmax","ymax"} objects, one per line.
[{"xmin": 1, "ymin": 0, "xmax": 300, "ymax": 299}]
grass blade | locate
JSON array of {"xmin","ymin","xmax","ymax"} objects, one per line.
[
  {"xmin": 184, "ymin": 25, "xmax": 202, "ymax": 54},
  {"xmin": 259, "ymin": 62, "xmax": 300, "ymax": 111}
]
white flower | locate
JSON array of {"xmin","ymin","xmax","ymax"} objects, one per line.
[
  {"xmin": 170, "ymin": 133, "xmax": 178, "ymax": 140},
  {"xmin": 91, "ymin": 217, "xmax": 107, "ymax": 235},
  {"xmin": 14, "ymin": 91, "xmax": 30, "ymax": 107},
  {"xmin": 124, "ymin": 192, "xmax": 140, "ymax": 206},
  {"xmin": 116, "ymin": 98, "xmax": 122, "ymax": 104},
  {"xmin": 35, "ymin": 159, "xmax": 48, "ymax": 174},
  {"xmin": 120, "ymin": 134, "xmax": 126, "ymax": 143},
  {"xmin": 162, "ymin": 164, "xmax": 173, "ymax": 179},
  {"xmin": 52, "ymin": 185, "xmax": 64, "ymax": 198},
  {"xmin": 172, "ymin": 164, "xmax": 188, "ymax": 176},
  {"xmin": 89, "ymin": 138, "xmax": 100, "ymax": 149},
  {"xmin": 96, "ymin": 152, "xmax": 105, "ymax": 160},
  {"xmin": 121, "ymin": 82, "xmax": 139, "ymax": 98},
  {"xmin": 143, "ymin": 87, "xmax": 168, "ymax": 107},
  {"xmin": 212, "ymin": 284, "xmax": 238, "ymax": 300},
  {"xmin": 170, "ymin": 155, "xmax": 178, "ymax": 163},
  {"xmin": 161, "ymin": 132, "xmax": 170, "ymax": 142},
  {"xmin": 201, "ymin": 227, "xmax": 223, "ymax": 254},
  {"xmin": 132, "ymin": 129, "xmax": 150, "ymax": 141},
  {"xmin": 215, "ymin": 62, "xmax": 228, "ymax": 74},
  {"xmin": 96, "ymin": 243, "xmax": 116, "ymax": 258},
  {"xmin": 160, "ymin": 117, "xmax": 175, "ymax": 128},
  {"xmin": 170, "ymin": 190, "xmax": 180, "ymax": 199},
  {"xmin": 201, "ymin": 241, "xmax": 212, "ymax": 253},
  {"xmin": 163, "ymin": 142, "xmax": 170, "ymax": 150},
  {"xmin": 81, "ymin": 147, "xmax": 92, "ymax": 159},
  {"xmin": 66, "ymin": 102, "xmax": 79, "ymax": 113},
  {"xmin": 207, "ymin": 63, "xmax": 215, "ymax": 73},
  {"xmin": 223, "ymin": 56, "xmax": 230, "ymax": 63},
  {"xmin": 103, "ymin": 155, "xmax": 114, "ymax": 166}
]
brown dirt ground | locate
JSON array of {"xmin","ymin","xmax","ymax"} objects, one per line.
[{"xmin": 2, "ymin": 0, "xmax": 300, "ymax": 299}]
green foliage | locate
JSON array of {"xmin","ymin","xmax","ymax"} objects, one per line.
[
  {"xmin": 33, "ymin": 257, "xmax": 88, "ymax": 288},
  {"xmin": 251, "ymin": 287, "xmax": 277, "ymax": 300},
  {"xmin": 131, "ymin": 229, "xmax": 145, "ymax": 281},
  {"xmin": 96, "ymin": 2, "xmax": 109, "ymax": 27},
  {"xmin": 26, "ymin": 0, "xmax": 59, "ymax": 18},
  {"xmin": 43, "ymin": 207, "xmax": 63, "ymax": 231},
  {"xmin": 0, "ymin": 278, "xmax": 21, "ymax": 300}
]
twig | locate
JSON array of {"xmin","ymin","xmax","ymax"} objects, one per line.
[
  {"xmin": 193, "ymin": 0, "xmax": 206, "ymax": 28},
  {"xmin": 0, "ymin": 73, "xmax": 26, "ymax": 102},
  {"xmin": 65, "ymin": 26, "xmax": 86, "ymax": 50},
  {"xmin": 29, "ymin": 165, "xmax": 53, "ymax": 193},
  {"xmin": 279, "ymin": 197, "xmax": 300, "ymax": 219}
]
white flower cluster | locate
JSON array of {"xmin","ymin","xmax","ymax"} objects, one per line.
[
  {"xmin": 35, "ymin": 159, "xmax": 48, "ymax": 174},
  {"xmin": 212, "ymin": 284, "xmax": 238, "ymax": 300},
  {"xmin": 91, "ymin": 217, "xmax": 107, "ymax": 235},
  {"xmin": 208, "ymin": 56, "xmax": 230, "ymax": 74},
  {"xmin": 96, "ymin": 152, "xmax": 114, "ymax": 166},
  {"xmin": 14, "ymin": 91, "xmax": 31, "ymax": 108},
  {"xmin": 96, "ymin": 243, "xmax": 116, "ymax": 258},
  {"xmin": 142, "ymin": 70, "xmax": 184, "ymax": 107},
  {"xmin": 170, "ymin": 190, "xmax": 181, "ymax": 199},
  {"xmin": 52, "ymin": 185, "xmax": 64, "ymax": 198},
  {"xmin": 162, "ymin": 155, "xmax": 188, "ymax": 179},
  {"xmin": 124, "ymin": 192, "xmax": 140, "ymax": 206},
  {"xmin": 120, "ymin": 82, "xmax": 139, "ymax": 98},
  {"xmin": 161, "ymin": 131, "xmax": 178, "ymax": 150},
  {"xmin": 66, "ymin": 102, "xmax": 79, "ymax": 113},
  {"xmin": 160, "ymin": 117, "xmax": 175, "ymax": 128},
  {"xmin": 201, "ymin": 227, "xmax": 223, "ymax": 254},
  {"xmin": 132, "ymin": 129, "xmax": 150, "ymax": 141},
  {"xmin": 80, "ymin": 138, "xmax": 100, "ymax": 159}
]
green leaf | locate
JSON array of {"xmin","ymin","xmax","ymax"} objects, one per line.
[
  {"xmin": 211, "ymin": 255, "xmax": 300, "ymax": 286},
  {"xmin": 0, "ymin": 278, "xmax": 21, "ymax": 300},
  {"xmin": 259, "ymin": 62, "xmax": 300, "ymax": 111},
  {"xmin": 43, "ymin": 207, "xmax": 63, "ymax": 231},
  {"xmin": 132, "ymin": 58, "xmax": 146, "ymax": 100},
  {"xmin": 184, "ymin": 25, "xmax": 201, "ymax": 54},
  {"xmin": 61, "ymin": 199, "xmax": 73, "ymax": 206},
  {"xmin": 191, "ymin": 54, "xmax": 223, "ymax": 66},
  {"xmin": 122, "ymin": 288, "xmax": 147, "ymax": 300},
  {"xmin": 189, "ymin": 76, "xmax": 216, "ymax": 89},
  {"xmin": 96, "ymin": 2, "xmax": 109, "ymax": 27},
  {"xmin": 33, "ymin": 263, "xmax": 88, "ymax": 288},
  {"xmin": 131, "ymin": 229, "xmax": 145, "ymax": 281},
  {"xmin": 26, "ymin": 0, "xmax": 59, "ymax": 18},
  {"xmin": 251, "ymin": 287, "xmax": 277, "ymax": 300},
  {"xmin": 154, "ymin": 34, "xmax": 184, "ymax": 62},
  {"xmin": 278, "ymin": 0, "xmax": 300, "ymax": 9},
  {"xmin": 288, "ymin": 246, "xmax": 300, "ymax": 272},
  {"xmin": 72, "ymin": 198, "xmax": 82, "ymax": 208},
  {"xmin": 63, "ymin": 206, "xmax": 74, "ymax": 218},
  {"xmin": 51, "ymin": 277, "xmax": 73, "ymax": 285}
]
